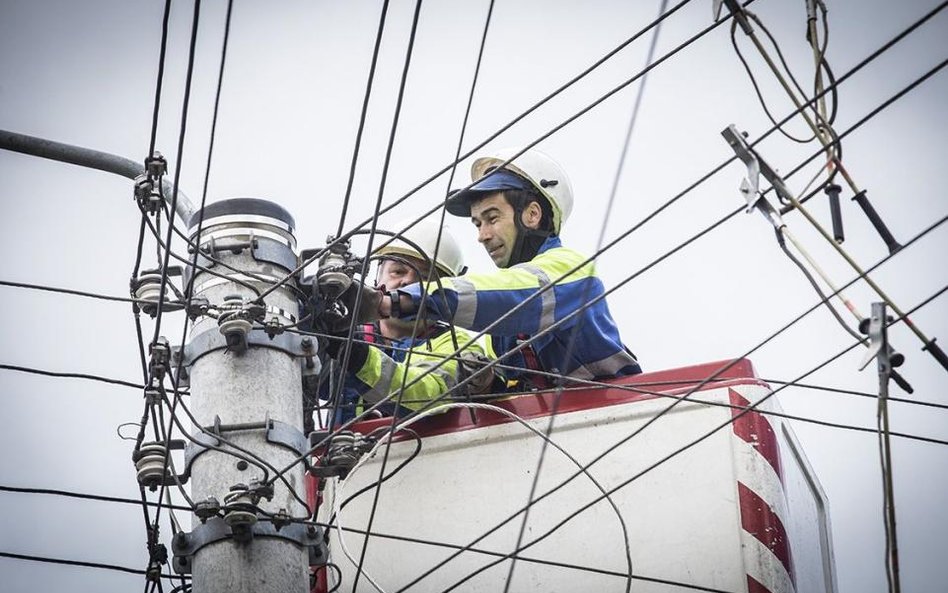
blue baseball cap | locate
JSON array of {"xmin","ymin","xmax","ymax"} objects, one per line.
[{"xmin": 445, "ymin": 169, "xmax": 537, "ymax": 217}]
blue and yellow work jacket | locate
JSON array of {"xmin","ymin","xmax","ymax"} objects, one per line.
[
  {"xmin": 398, "ymin": 236, "xmax": 640, "ymax": 385},
  {"xmin": 328, "ymin": 324, "xmax": 492, "ymax": 424}
]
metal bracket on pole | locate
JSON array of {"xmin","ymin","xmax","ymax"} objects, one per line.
[
  {"xmin": 172, "ymin": 517, "xmax": 327, "ymax": 575},
  {"xmin": 175, "ymin": 327, "xmax": 313, "ymax": 369},
  {"xmin": 183, "ymin": 415, "xmax": 313, "ymax": 478}
]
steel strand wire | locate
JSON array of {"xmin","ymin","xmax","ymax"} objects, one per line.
[
  {"xmin": 252, "ymin": 0, "xmax": 706, "ymax": 304},
  {"xmin": 390, "ymin": 209, "xmax": 948, "ymax": 592}
]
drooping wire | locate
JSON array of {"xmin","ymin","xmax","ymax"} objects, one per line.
[{"xmin": 731, "ymin": 12, "xmax": 815, "ymax": 143}]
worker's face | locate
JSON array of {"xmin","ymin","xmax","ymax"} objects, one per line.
[
  {"xmin": 376, "ymin": 256, "xmax": 431, "ymax": 291},
  {"xmin": 470, "ymin": 192, "xmax": 540, "ymax": 268}
]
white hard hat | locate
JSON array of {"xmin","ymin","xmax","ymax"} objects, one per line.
[
  {"xmin": 374, "ymin": 217, "xmax": 466, "ymax": 277},
  {"xmin": 446, "ymin": 147, "xmax": 574, "ymax": 234}
]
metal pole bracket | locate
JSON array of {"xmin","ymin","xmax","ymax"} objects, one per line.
[{"xmin": 172, "ymin": 518, "xmax": 327, "ymax": 575}]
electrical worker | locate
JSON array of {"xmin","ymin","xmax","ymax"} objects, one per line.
[
  {"xmin": 323, "ymin": 219, "xmax": 496, "ymax": 423},
  {"xmin": 375, "ymin": 147, "xmax": 641, "ymax": 389}
]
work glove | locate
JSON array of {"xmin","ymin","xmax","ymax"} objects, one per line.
[{"xmin": 323, "ymin": 281, "xmax": 383, "ymax": 334}]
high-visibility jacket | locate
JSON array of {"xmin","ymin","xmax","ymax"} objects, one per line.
[
  {"xmin": 329, "ymin": 323, "xmax": 493, "ymax": 424},
  {"xmin": 398, "ymin": 236, "xmax": 640, "ymax": 384}
]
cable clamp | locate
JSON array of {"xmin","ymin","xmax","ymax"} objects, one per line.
[{"xmin": 145, "ymin": 151, "xmax": 167, "ymax": 179}]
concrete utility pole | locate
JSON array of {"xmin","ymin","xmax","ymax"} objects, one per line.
[{"xmin": 171, "ymin": 198, "xmax": 323, "ymax": 593}]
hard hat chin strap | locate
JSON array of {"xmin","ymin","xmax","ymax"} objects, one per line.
[{"xmin": 506, "ymin": 204, "xmax": 551, "ymax": 267}]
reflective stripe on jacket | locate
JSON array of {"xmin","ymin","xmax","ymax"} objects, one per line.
[
  {"xmin": 400, "ymin": 236, "xmax": 640, "ymax": 381},
  {"xmin": 340, "ymin": 326, "xmax": 491, "ymax": 421}
]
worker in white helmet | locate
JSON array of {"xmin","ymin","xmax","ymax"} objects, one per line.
[
  {"xmin": 323, "ymin": 218, "xmax": 496, "ymax": 423},
  {"xmin": 376, "ymin": 147, "xmax": 640, "ymax": 390}
]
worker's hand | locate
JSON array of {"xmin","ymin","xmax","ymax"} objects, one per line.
[{"xmin": 339, "ymin": 281, "xmax": 384, "ymax": 325}]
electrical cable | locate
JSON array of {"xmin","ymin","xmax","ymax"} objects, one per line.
[
  {"xmin": 334, "ymin": 429, "xmax": 422, "ymax": 516},
  {"xmin": 763, "ymin": 379, "xmax": 948, "ymax": 411},
  {"xmin": 141, "ymin": 206, "xmax": 264, "ymax": 298},
  {"xmin": 344, "ymin": 0, "xmax": 499, "ymax": 581},
  {"xmin": 246, "ymin": 0, "xmax": 712, "ymax": 306},
  {"xmin": 0, "ymin": 278, "xmax": 150, "ymax": 306},
  {"xmin": 0, "ymin": 485, "xmax": 191, "ymax": 511},
  {"xmin": 271, "ymin": 2, "xmax": 796, "ymax": 487},
  {"xmin": 147, "ymin": 0, "xmax": 173, "ymax": 158},
  {"xmin": 0, "ymin": 363, "xmax": 144, "ymax": 389},
  {"xmin": 731, "ymin": 10, "xmax": 821, "ymax": 143},
  {"xmin": 315, "ymin": 522, "xmax": 736, "ymax": 593},
  {"xmin": 0, "ymin": 551, "xmax": 181, "ymax": 579},
  {"xmin": 335, "ymin": 0, "xmax": 391, "ymax": 238}
]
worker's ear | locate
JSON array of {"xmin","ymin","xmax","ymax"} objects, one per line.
[{"xmin": 521, "ymin": 200, "xmax": 543, "ymax": 230}]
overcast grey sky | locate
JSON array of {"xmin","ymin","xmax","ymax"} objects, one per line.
[{"xmin": 1, "ymin": 0, "xmax": 946, "ymax": 591}]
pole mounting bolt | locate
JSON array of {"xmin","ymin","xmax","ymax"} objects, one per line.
[
  {"xmin": 218, "ymin": 295, "xmax": 254, "ymax": 353},
  {"xmin": 194, "ymin": 497, "xmax": 221, "ymax": 524}
]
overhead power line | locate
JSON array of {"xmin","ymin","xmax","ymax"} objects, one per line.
[
  {"xmin": 0, "ymin": 485, "xmax": 191, "ymax": 512},
  {"xmin": 0, "ymin": 364, "xmax": 144, "ymax": 390},
  {"xmin": 0, "ymin": 551, "xmax": 182, "ymax": 580}
]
